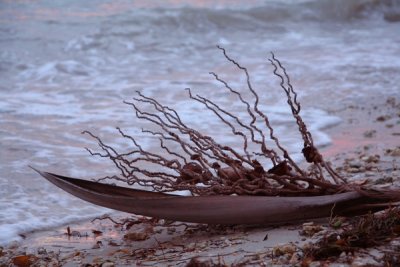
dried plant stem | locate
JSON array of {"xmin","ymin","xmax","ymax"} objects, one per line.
[{"xmin": 84, "ymin": 47, "xmax": 347, "ymax": 197}]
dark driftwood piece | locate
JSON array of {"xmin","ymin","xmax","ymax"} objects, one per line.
[
  {"xmin": 33, "ymin": 48, "xmax": 400, "ymax": 224},
  {"xmin": 32, "ymin": 168, "xmax": 399, "ymax": 225}
]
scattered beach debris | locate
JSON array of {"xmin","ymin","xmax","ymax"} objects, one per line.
[
  {"xmin": 123, "ymin": 231, "xmax": 150, "ymax": 241},
  {"xmin": 273, "ymin": 243, "xmax": 296, "ymax": 257},
  {"xmin": 301, "ymin": 208, "xmax": 400, "ymax": 265},
  {"xmin": 65, "ymin": 226, "xmax": 87, "ymax": 238},
  {"xmin": 300, "ymin": 222, "xmax": 324, "ymax": 237},
  {"xmin": 11, "ymin": 254, "xmax": 38, "ymax": 267}
]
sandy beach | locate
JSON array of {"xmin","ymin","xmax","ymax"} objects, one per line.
[{"xmin": 1, "ymin": 93, "xmax": 399, "ymax": 267}]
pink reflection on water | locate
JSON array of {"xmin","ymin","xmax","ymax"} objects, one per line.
[{"xmin": 0, "ymin": 0, "xmax": 264, "ymax": 22}]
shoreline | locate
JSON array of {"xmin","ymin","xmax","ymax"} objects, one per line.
[{"xmin": 2, "ymin": 95, "xmax": 400, "ymax": 266}]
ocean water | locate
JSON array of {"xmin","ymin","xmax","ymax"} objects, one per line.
[{"xmin": 1, "ymin": 0, "xmax": 400, "ymax": 245}]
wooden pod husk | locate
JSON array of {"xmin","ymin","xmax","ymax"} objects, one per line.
[{"xmin": 33, "ymin": 168, "xmax": 400, "ymax": 225}]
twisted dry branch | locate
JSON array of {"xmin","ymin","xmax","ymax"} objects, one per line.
[{"xmin": 82, "ymin": 48, "xmax": 353, "ymax": 197}]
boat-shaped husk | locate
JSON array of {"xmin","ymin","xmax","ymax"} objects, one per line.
[{"xmin": 33, "ymin": 168, "xmax": 399, "ymax": 225}]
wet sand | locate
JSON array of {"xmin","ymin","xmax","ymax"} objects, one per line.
[{"xmin": 1, "ymin": 95, "xmax": 400, "ymax": 266}]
